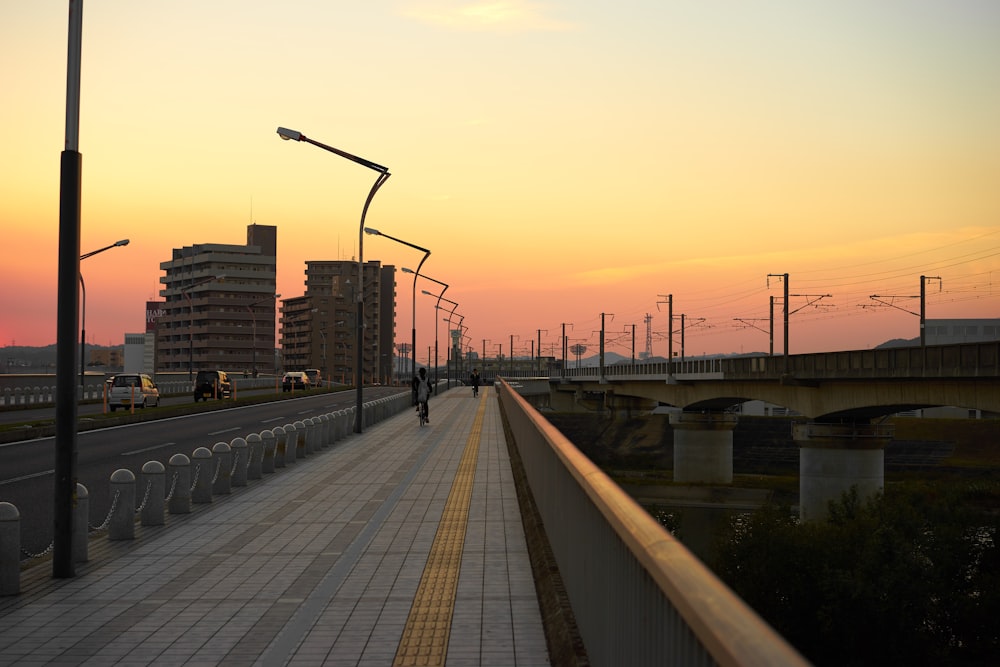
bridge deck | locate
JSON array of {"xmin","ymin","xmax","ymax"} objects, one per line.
[{"xmin": 0, "ymin": 387, "xmax": 550, "ymax": 666}]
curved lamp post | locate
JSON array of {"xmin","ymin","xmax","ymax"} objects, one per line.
[
  {"xmin": 247, "ymin": 293, "xmax": 280, "ymax": 378},
  {"xmin": 366, "ymin": 230, "xmax": 431, "ymax": 381},
  {"xmin": 419, "ymin": 281, "xmax": 450, "ymax": 390},
  {"xmin": 277, "ymin": 127, "xmax": 390, "ymax": 433},
  {"xmin": 79, "ymin": 239, "xmax": 129, "ymax": 389}
]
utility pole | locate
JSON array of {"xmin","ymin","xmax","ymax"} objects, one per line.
[
  {"xmin": 599, "ymin": 313, "xmax": 613, "ymax": 381},
  {"xmin": 767, "ymin": 274, "xmax": 788, "ymax": 370},
  {"xmin": 868, "ymin": 274, "xmax": 941, "ymax": 346},
  {"xmin": 631, "ymin": 323, "xmax": 636, "ymax": 366},
  {"xmin": 920, "ymin": 275, "xmax": 942, "ymax": 346},
  {"xmin": 536, "ymin": 328, "xmax": 547, "ymax": 374},
  {"xmin": 657, "ymin": 294, "xmax": 672, "ymax": 373},
  {"xmin": 560, "ymin": 323, "xmax": 572, "ymax": 381}
]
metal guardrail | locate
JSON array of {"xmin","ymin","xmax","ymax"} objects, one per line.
[{"xmin": 497, "ymin": 379, "xmax": 809, "ymax": 667}]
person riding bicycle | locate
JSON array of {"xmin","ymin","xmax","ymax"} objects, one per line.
[
  {"xmin": 412, "ymin": 367, "xmax": 432, "ymax": 423},
  {"xmin": 470, "ymin": 368, "xmax": 481, "ymax": 397}
]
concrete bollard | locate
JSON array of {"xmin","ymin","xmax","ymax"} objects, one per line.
[
  {"xmin": 212, "ymin": 442, "xmax": 233, "ymax": 495},
  {"xmin": 246, "ymin": 433, "xmax": 263, "ymax": 479},
  {"xmin": 0, "ymin": 502, "xmax": 19, "ymax": 596},
  {"xmin": 260, "ymin": 430, "xmax": 275, "ymax": 474},
  {"xmin": 319, "ymin": 414, "xmax": 331, "ymax": 448},
  {"xmin": 273, "ymin": 426, "xmax": 286, "ymax": 468},
  {"xmin": 293, "ymin": 422, "xmax": 307, "ymax": 461},
  {"xmin": 285, "ymin": 423, "xmax": 300, "ymax": 463},
  {"xmin": 336, "ymin": 409, "xmax": 346, "ymax": 439},
  {"xmin": 141, "ymin": 461, "xmax": 166, "ymax": 526},
  {"xmin": 75, "ymin": 483, "xmax": 89, "ymax": 563},
  {"xmin": 168, "ymin": 454, "xmax": 192, "ymax": 514},
  {"xmin": 303, "ymin": 418, "xmax": 316, "ymax": 455},
  {"xmin": 231, "ymin": 438, "xmax": 248, "ymax": 487},
  {"xmin": 191, "ymin": 447, "xmax": 214, "ymax": 504},
  {"xmin": 109, "ymin": 469, "xmax": 136, "ymax": 541}
]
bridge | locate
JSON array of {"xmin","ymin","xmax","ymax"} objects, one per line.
[
  {"xmin": 509, "ymin": 341, "xmax": 999, "ymax": 520},
  {"xmin": 0, "ymin": 384, "xmax": 809, "ymax": 666}
]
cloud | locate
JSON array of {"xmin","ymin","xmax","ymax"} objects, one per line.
[{"xmin": 398, "ymin": 1, "xmax": 576, "ymax": 32}]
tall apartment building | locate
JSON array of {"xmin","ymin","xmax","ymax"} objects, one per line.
[
  {"xmin": 280, "ymin": 260, "xmax": 396, "ymax": 385},
  {"xmin": 156, "ymin": 224, "xmax": 278, "ymax": 377}
]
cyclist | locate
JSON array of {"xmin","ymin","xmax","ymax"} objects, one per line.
[
  {"xmin": 412, "ymin": 367, "xmax": 432, "ymax": 423},
  {"xmin": 470, "ymin": 368, "xmax": 481, "ymax": 397}
]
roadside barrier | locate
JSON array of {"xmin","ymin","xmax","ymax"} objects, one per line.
[{"xmin": 1, "ymin": 390, "xmax": 421, "ymax": 594}]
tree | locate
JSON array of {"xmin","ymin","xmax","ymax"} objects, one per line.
[{"xmin": 711, "ymin": 484, "xmax": 999, "ymax": 665}]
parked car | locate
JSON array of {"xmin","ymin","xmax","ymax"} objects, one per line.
[
  {"xmin": 304, "ymin": 368, "xmax": 322, "ymax": 387},
  {"xmin": 282, "ymin": 371, "xmax": 311, "ymax": 392},
  {"xmin": 108, "ymin": 373, "xmax": 159, "ymax": 411},
  {"xmin": 194, "ymin": 370, "xmax": 231, "ymax": 402}
]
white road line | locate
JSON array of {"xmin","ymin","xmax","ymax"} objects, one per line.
[
  {"xmin": 0, "ymin": 469, "xmax": 53, "ymax": 486},
  {"xmin": 207, "ymin": 427, "xmax": 240, "ymax": 436},
  {"xmin": 122, "ymin": 443, "xmax": 176, "ymax": 456}
]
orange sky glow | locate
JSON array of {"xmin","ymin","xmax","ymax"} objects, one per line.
[{"xmin": 2, "ymin": 2, "xmax": 998, "ymax": 361}]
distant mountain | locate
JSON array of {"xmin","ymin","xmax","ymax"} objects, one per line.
[
  {"xmin": 875, "ymin": 337, "xmax": 919, "ymax": 348},
  {"xmin": 1, "ymin": 344, "xmax": 118, "ymax": 373}
]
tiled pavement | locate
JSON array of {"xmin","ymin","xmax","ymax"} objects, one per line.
[{"xmin": 0, "ymin": 387, "xmax": 549, "ymax": 666}]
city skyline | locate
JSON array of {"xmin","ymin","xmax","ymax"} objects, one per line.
[{"xmin": 2, "ymin": 2, "xmax": 999, "ymax": 358}]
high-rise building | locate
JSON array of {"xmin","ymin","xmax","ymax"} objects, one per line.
[
  {"xmin": 280, "ymin": 260, "xmax": 396, "ymax": 385},
  {"xmin": 157, "ymin": 224, "xmax": 278, "ymax": 377}
]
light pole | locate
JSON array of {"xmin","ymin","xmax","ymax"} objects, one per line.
[
  {"xmin": 247, "ymin": 293, "xmax": 279, "ymax": 378},
  {"xmin": 277, "ymin": 127, "xmax": 390, "ymax": 433},
  {"xmin": 54, "ymin": 0, "xmax": 84, "ymax": 577},
  {"xmin": 79, "ymin": 239, "xmax": 129, "ymax": 389},
  {"xmin": 366, "ymin": 228, "xmax": 431, "ymax": 381},
  {"xmin": 181, "ymin": 274, "xmax": 224, "ymax": 381},
  {"xmin": 422, "ymin": 288, "xmax": 453, "ymax": 390}
]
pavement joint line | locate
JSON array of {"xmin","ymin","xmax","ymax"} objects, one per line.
[{"xmin": 393, "ymin": 389, "xmax": 488, "ymax": 667}]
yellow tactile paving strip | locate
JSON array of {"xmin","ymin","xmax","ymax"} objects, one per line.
[{"xmin": 393, "ymin": 388, "xmax": 489, "ymax": 667}]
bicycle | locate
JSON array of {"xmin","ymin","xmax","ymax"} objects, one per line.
[
  {"xmin": 418, "ymin": 400, "xmax": 428, "ymax": 427},
  {"xmin": 472, "ymin": 384, "xmax": 479, "ymax": 398}
]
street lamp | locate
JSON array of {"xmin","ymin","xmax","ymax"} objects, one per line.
[
  {"xmin": 181, "ymin": 274, "xmax": 224, "ymax": 381},
  {"xmin": 277, "ymin": 127, "xmax": 390, "ymax": 433},
  {"xmin": 79, "ymin": 239, "xmax": 129, "ymax": 389},
  {"xmin": 366, "ymin": 228, "xmax": 431, "ymax": 381},
  {"xmin": 247, "ymin": 293, "xmax": 279, "ymax": 378},
  {"xmin": 421, "ymin": 286, "xmax": 452, "ymax": 390}
]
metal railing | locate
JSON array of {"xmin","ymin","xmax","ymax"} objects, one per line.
[{"xmin": 497, "ymin": 379, "xmax": 809, "ymax": 667}]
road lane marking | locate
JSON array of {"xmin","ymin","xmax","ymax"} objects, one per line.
[
  {"xmin": 207, "ymin": 427, "xmax": 240, "ymax": 436},
  {"xmin": 1, "ymin": 469, "xmax": 54, "ymax": 485},
  {"xmin": 122, "ymin": 443, "xmax": 176, "ymax": 456}
]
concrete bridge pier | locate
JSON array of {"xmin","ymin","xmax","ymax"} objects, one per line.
[
  {"xmin": 793, "ymin": 422, "xmax": 892, "ymax": 522},
  {"xmin": 669, "ymin": 411, "xmax": 738, "ymax": 484}
]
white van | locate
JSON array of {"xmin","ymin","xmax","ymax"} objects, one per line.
[{"xmin": 108, "ymin": 373, "xmax": 160, "ymax": 411}]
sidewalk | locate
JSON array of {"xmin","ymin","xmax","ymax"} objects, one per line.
[{"xmin": 0, "ymin": 387, "xmax": 550, "ymax": 666}]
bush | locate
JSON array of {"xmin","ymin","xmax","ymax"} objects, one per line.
[{"xmin": 712, "ymin": 484, "xmax": 999, "ymax": 666}]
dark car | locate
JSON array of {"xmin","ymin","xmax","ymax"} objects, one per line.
[
  {"xmin": 281, "ymin": 371, "xmax": 311, "ymax": 392},
  {"xmin": 194, "ymin": 370, "xmax": 231, "ymax": 401}
]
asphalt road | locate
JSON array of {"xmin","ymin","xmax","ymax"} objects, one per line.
[{"xmin": 0, "ymin": 386, "xmax": 406, "ymax": 556}]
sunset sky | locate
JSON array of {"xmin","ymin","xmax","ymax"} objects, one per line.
[{"xmin": 2, "ymin": 1, "xmax": 998, "ymax": 361}]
